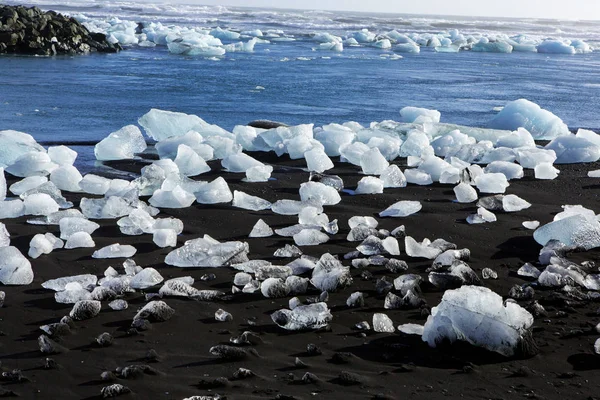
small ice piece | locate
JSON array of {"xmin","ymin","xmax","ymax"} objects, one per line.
[
  {"xmin": 249, "ymin": 219, "xmax": 274, "ymax": 238},
  {"xmin": 588, "ymin": 169, "xmax": 600, "ymax": 178},
  {"xmin": 518, "ymin": 263, "xmax": 541, "ymax": 278},
  {"xmin": 6, "ymin": 151, "xmax": 57, "ymax": 177},
  {"xmin": 287, "ymin": 258, "xmax": 316, "ymax": 275},
  {"xmin": 149, "ymin": 186, "xmax": 196, "ymax": 209},
  {"xmin": 502, "ymin": 194, "xmax": 531, "ymax": 212},
  {"xmin": 534, "ymin": 163, "xmax": 559, "ymax": 180},
  {"xmin": 95, "ymin": 125, "xmax": 147, "ymax": 161},
  {"xmin": 482, "ymin": 268, "xmax": 498, "ymax": 279},
  {"xmin": 522, "ymin": 221, "xmax": 540, "ymax": 230},
  {"xmin": 453, "ymin": 182, "xmax": 478, "ymax": 203},
  {"xmin": 304, "ymin": 148, "xmax": 334, "ymax": 173},
  {"xmin": 55, "ymin": 282, "xmax": 91, "ymax": 304},
  {"xmin": 467, "ymin": 207, "xmax": 497, "ymax": 224},
  {"xmin": 132, "ymin": 300, "xmax": 175, "ymax": 322},
  {"xmin": 271, "ymin": 302, "xmax": 332, "ymax": 330},
  {"xmin": 398, "ymin": 323, "xmax": 424, "ymax": 335},
  {"xmin": 354, "ymin": 176, "xmax": 384, "ymax": 194},
  {"xmin": 311, "ymin": 253, "xmax": 352, "ymax": 292},
  {"xmin": 10, "ymin": 176, "xmax": 47, "ymax": 196},
  {"xmin": 357, "ymin": 235, "xmax": 384, "ymax": 255},
  {"xmin": 153, "ymin": 217, "xmax": 184, "ymax": 234},
  {"xmin": 0, "ymin": 199, "xmax": 24, "ymax": 219},
  {"xmin": 0, "ymin": 223, "xmax": 9, "ymax": 247},
  {"xmin": 298, "ymin": 206, "xmax": 328, "ymax": 226},
  {"xmin": 346, "ymin": 291, "xmax": 365, "ymax": 307},
  {"xmin": 215, "ymin": 309, "xmax": 233, "ymax": 322},
  {"xmin": 0, "ymin": 246, "xmax": 33, "ymax": 285},
  {"xmin": 382, "ymin": 237, "xmax": 400, "ymax": 255},
  {"xmin": 129, "ymin": 268, "xmax": 164, "ymax": 289},
  {"xmin": 174, "ymin": 144, "xmax": 210, "ymax": 176},
  {"xmin": 404, "ymin": 169, "xmax": 433, "ymax": 185},
  {"xmin": 28, "ymin": 234, "xmax": 54, "ymax": 258},
  {"xmin": 360, "ymin": 147, "xmax": 389, "ymax": 175},
  {"xmin": 65, "ymin": 232, "xmax": 96, "ymax": 249},
  {"xmin": 245, "ymin": 165, "xmax": 273, "ymax": 182},
  {"xmin": 380, "ymin": 165, "xmax": 407, "ymax": 188},
  {"xmin": 24, "ymin": 193, "xmax": 60, "ymax": 216},
  {"xmin": 405, "ymin": 236, "xmax": 442, "ymax": 259},
  {"xmin": 42, "ymin": 274, "xmax": 97, "ymax": 292},
  {"xmin": 108, "ymin": 299, "xmax": 128, "ymax": 311},
  {"xmin": 48, "ymin": 145, "xmax": 77, "ymax": 166},
  {"xmin": 261, "ymin": 277, "xmax": 290, "ymax": 298},
  {"xmin": 309, "ymin": 172, "xmax": 344, "ymax": 191},
  {"xmin": 274, "ymin": 244, "xmax": 303, "ymax": 258},
  {"xmin": 50, "ymin": 166, "xmax": 82, "ymax": 192},
  {"xmin": 475, "ymin": 173, "xmax": 509, "ymax": 194},
  {"xmin": 70, "ymin": 300, "xmax": 102, "ymax": 320},
  {"xmin": 348, "ymin": 216, "xmax": 378, "ymax": 229},
  {"xmin": 379, "ymin": 200, "xmax": 422, "ymax": 217},
  {"xmin": 372, "ymin": 313, "xmax": 395, "ymax": 333},
  {"xmin": 221, "ymin": 152, "xmax": 263, "ymax": 173},
  {"xmin": 516, "ymin": 148, "xmax": 557, "ymax": 169},
  {"xmin": 272, "ymin": 199, "xmax": 323, "ymax": 215},
  {"xmin": 92, "ymin": 244, "xmax": 137, "ymax": 259},
  {"xmin": 299, "ymin": 182, "xmax": 341, "ymax": 206},
  {"xmin": 59, "ymin": 217, "xmax": 100, "ymax": 240},
  {"xmin": 484, "ymin": 161, "xmax": 523, "ymax": 180},
  {"xmin": 294, "ymin": 229, "xmax": 329, "ymax": 246},
  {"xmin": 153, "ymin": 229, "xmax": 177, "ymax": 248},
  {"xmin": 79, "ymin": 174, "xmax": 111, "ymax": 195},
  {"xmin": 194, "ymin": 177, "xmax": 233, "ymax": 204},
  {"xmin": 232, "ymin": 190, "xmax": 272, "ymax": 211},
  {"xmin": 400, "ymin": 106, "xmax": 440, "ymax": 124}
]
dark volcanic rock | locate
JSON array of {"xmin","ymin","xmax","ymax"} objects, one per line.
[{"xmin": 0, "ymin": 5, "xmax": 121, "ymax": 55}]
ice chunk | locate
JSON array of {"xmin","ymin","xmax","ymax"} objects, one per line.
[
  {"xmin": 79, "ymin": 174, "xmax": 111, "ymax": 195},
  {"xmin": 155, "ymin": 131, "xmax": 210, "ymax": 160},
  {"xmin": 48, "ymin": 145, "xmax": 77, "ymax": 166},
  {"xmin": 49, "ymin": 166, "xmax": 82, "ymax": 192},
  {"xmin": 70, "ymin": 300, "xmax": 101, "ymax": 320},
  {"xmin": 467, "ymin": 207, "xmax": 497, "ymax": 224},
  {"xmin": 271, "ymin": 302, "xmax": 332, "ymax": 330},
  {"xmin": 0, "ymin": 130, "xmax": 45, "ymax": 168},
  {"xmin": 453, "ymin": 182, "xmax": 478, "ymax": 203},
  {"xmin": 6, "ymin": 151, "xmax": 57, "ymax": 177},
  {"xmin": 10, "ymin": 176, "xmax": 47, "ymax": 196},
  {"xmin": 373, "ymin": 313, "xmax": 395, "ymax": 333},
  {"xmin": 490, "ymin": 99, "xmax": 570, "ymax": 140},
  {"xmin": 516, "ymin": 148, "xmax": 557, "ymax": 169},
  {"xmin": 518, "ymin": 263, "xmax": 541, "ymax": 278},
  {"xmin": 348, "ymin": 216, "xmax": 378, "ymax": 229},
  {"xmin": 28, "ymin": 234, "xmax": 54, "ymax": 258},
  {"xmin": 522, "ymin": 220, "xmax": 540, "ymax": 230},
  {"xmin": 92, "ymin": 244, "xmax": 137, "ymax": 259},
  {"xmin": 249, "ymin": 219, "xmax": 273, "ymax": 238},
  {"xmin": 149, "ymin": 185, "xmax": 195, "ymax": 209},
  {"xmin": 0, "ymin": 199, "xmax": 24, "ymax": 219},
  {"xmin": 299, "ymin": 182, "xmax": 341, "ymax": 206},
  {"xmin": 59, "ymin": 217, "xmax": 100, "ymax": 240},
  {"xmin": 21, "ymin": 181, "xmax": 72, "ymax": 209},
  {"xmin": 42, "ymin": 274, "xmax": 97, "ymax": 292},
  {"xmin": 95, "ymin": 125, "xmax": 146, "ymax": 161},
  {"xmin": 537, "ymin": 39, "xmax": 576, "ymax": 54},
  {"xmin": 545, "ymin": 135, "xmax": 600, "ymax": 164},
  {"xmin": 138, "ymin": 109, "xmax": 208, "ymax": 141},
  {"xmin": 311, "ymin": 253, "xmax": 352, "ymax": 292},
  {"xmin": 588, "ymin": 169, "xmax": 600, "ymax": 178},
  {"xmin": 475, "ymin": 173, "xmax": 509, "ymax": 194},
  {"xmin": 400, "ymin": 106, "xmax": 440, "ymax": 124},
  {"xmin": 194, "ymin": 177, "xmax": 233, "ymax": 204},
  {"xmin": 360, "ymin": 147, "xmax": 389, "ymax": 175},
  {"xmin": 294, "ymin": 229, "xmax": 329, "ymax": 246},
  {"xmin": 534, "ymin": 163, "xmax": 559, "ymax": 179},
  {"xmin": 398, "ymin": 323, "xmax": 424, "ymax": 335},
  {"xmin": 495, "ymin": 128, "xmax": 535, "ymax": 148},
  {"xmin": 405, "ymin": 236, "xmax": 443, "ymax": 259},
  {"xmin": 502, "ymin": 194, "xmax": 531, "ymax": 212},
  {"xmin": 422, "ymin": 286, "xmax": 534, "ymax": 357},
  {"xmin": 245, "ymin": 165, "xmax": 273, "ymax": 182},
  {"xmin": 534, "ymin": 214, "xmax": 600, "ymax": 250},
  {"xmin": 65, "ymin": 231, "xmax": 95, "ymax": 249},
  {"xmin": 221, "ymin": 152, "xmax": 263, "ymax": 173},
  {"xmin": 0, "ymin": 246, "xmax": 33, "ymax": 285},
  {"xmin": 153, "ymin": 229, "xmax": 177, "ymax": 248},
  {"xmin": 304, "ymin": 148, "xmax": 334, "ymax": 173},
  {"xmin": 354, "ymin": 176, "xmax": 384, "ymax": 194},
  {"xmin": 173, "ymin": 144, "xmax": 210, "ymax": 176},
  {"xmin": 165, "ymin": 237, "xmax": 249, "ymax": 267},
  {"xmin": 380, "ymin": 165, "xmax": 407, "ymax": 188},
  {"xmin": 129, "ymin": 268, "xmax": 164, "ymax": 289},
  {"xmin": 379, "ymin": 200, "xmax": 421, "ymax": 217},
  {"xmin": 405, "ymin": 169, "xmax": 433, "ymax": 185},
  {"xmin": 24, "ymin": 193, "xmax": 60, "ymax": 216},
  {"xmin": 484, "ymin": 161, "xmax": 523, "ymax": 180},
  {"xmin": 232, "ymin": 190, "xmax": 272, "ymax": 211}
]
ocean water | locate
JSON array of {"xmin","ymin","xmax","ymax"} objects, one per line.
[{"xmin": 1, "ymin": 1, "xmax": 600, "ymax": 172}]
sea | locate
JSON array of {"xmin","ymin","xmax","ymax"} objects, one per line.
[{"xmin": 1, "ymin": 0, "xmax": 600, "ymax": 172}]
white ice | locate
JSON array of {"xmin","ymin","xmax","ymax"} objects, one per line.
[{"xmin": 95, "ymin": 125, "xmax": 147, "ymax": 161}]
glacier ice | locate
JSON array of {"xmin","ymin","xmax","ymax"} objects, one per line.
[
  {"xmin": 304, "ymin": 148, "xmax": 334, "ymax": 173},
  {"xmin": 380, "ymin": 165, "xmax": 407, "ymax": 188},
  {"xmin": 379, "ymin": 200, "xmax": 422, "ymax": 217},
  {"xmin": 153, "ymin": 229, "xmax": 177, "ymax": 248},
  {"xmin": 194, "ymin": 177, "xmax": 233, "ymax": 204},
  {"xmin": 6, "ymin": 151, "xmax": 57, "ymax": 178},
  {"xmin": 245, "ymin": 165, "xmax": 273, "ymax": 182},
  {"xmin": 129, "ymin": 268, "xmax": 164, "ymax": 289},
  {"xmin": 373, "ymin": 313, "xmax": 395, "ymax": 333},
  {"xmin": 475, "ymin": 173, "xmax": 509, "ymax": 194},
  {"xmin": 95, "ymin": 125, "xmax": 147, "ymax": 161},
  {"xmin": 400, "ymin": 106, "xmax": 441, "ymax": 124},
  {"xmin": 138, "ymin": 109, "xmax": 208, "ymax": 141},
  {"xmin": 28, "ymin": 233, "xmax": 55, "ymax": 258},
  {"xmin": 534, "ymin": 163, "xmax": 559, "ymax": 179},
  {"xmin": 10, "ymin": 176, "xmax": 47, "ymax": 196},
  {"xmin": 0, "ymin": 130, "xmax": 46, "ymax": 168},
  {"xmin": 232, "ymin": 190, "xmax": 271, "ymax": 211},
  {"xmin": 310, "ymin": 253, "xmax": 352, "ymax": 292},
  {"xmin": 249, "ymin": 219, "xmax": 273, "ymax": 238},
  {"xmin": 48, "ymin": 145, "xmax": 77, "ymax": 166},
  {"xmin": 24, "ymin": 193, "xmax": 60, "ymax": 215},
  {"xmin": 271, "ymin": 302, "xmax": 332, "ymax": 330},
  {"xmin": 545, "ymin": 135, "xmax": 600, "ymax": 164},
  {"xmin": 299, "ymin": 181, "xmax": 341, "ymax": 206},
  {"xmin": 0, "ymin": 246, "xmax": 33, "ymax": 285},
  {"xmin": 221, "ymin": 152, "xmax": 263, "ymax": 173},
  {"xmin": 149, "ymin": 186, "xmax": 195, "ymax": 208},
  {"xmin": 484, "ymin": 161, "xmax": 523, "ymax": 180},
  {"xmin": 92, "ymin": 244, "xmax": 137, "ymax": 259},
  {"xmin": 50, "ymin": 166, "xmax": 82, "ymax": 192},
  {"xmin": 79, "ymin": 174, "xmax": 111, "ymax": 195},
  {"xmin": 453, "ymin": 182, "xmax": 478, "ymax": 203},
  {"xmin": 65, "ymin": 231, "xmax": 96, "ymax": 249},
  {"xmin": 293, "ymin": 229, "xmax": 329, "ymax": 246},
  {"xmin": 165, "ymin": 237, "xmax": 249, "ymax": 267},
  {"xmin": 502, "ymin": 194, "xmax": 531, "ymax": 212},
  {"xmin": 534, "ymin": 214, "xmax": 600, "ymax": 250},
  {"xmin": 354, "ymin": 176, "xmax": 384, "ymax": 194},
  {"xmin": 360, "ymin": 147, "xmax": 389, "ymax": 175},
  {"xmin": 405, "ymin": 169, "xmax": 433, "ymax": 185},
  {"xmin": 59, "ymin": 217, "xmax": 100, "ymax": 239}
]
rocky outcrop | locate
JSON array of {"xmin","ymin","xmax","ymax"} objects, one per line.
[{"xmin": 0, "ymin": 5, "xmax": 121, "ymax": 55}]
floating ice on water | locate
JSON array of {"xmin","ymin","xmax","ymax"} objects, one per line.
[
  {"xmin": 271, "ymin": 302, "xmax": 332, "ymax": 330},
  {"xmin": 534, "ymin": 214, "xmax": 600, "ymax": 250},
  {"xmin": 489, "ymin": 99, "xmax": 570, "ymax": 140},
  {"xmin": 502, "ymin": 194, "xmax": 531, "ymax": 212},
  {"xmin": 10, "ymin": 176, "xmax": 47, "ymax": 196},
  {"xmin": 545, "ymin": 135, "xmax": 600, "ymax": 164},
  {"xmin": 245, "ymin": 165, "xmax": 273, "ymax": 182},
  {"xmin": 379, "ymin": 200, "xmax": 422, "ymax": 217},
  {"xmin": 150, "ymin": 185, "xmax": 195, "ymax": 208},
  {"xmin": 49, "ymin": 166, "xmax": 82, "ymax": 192},
  {"xmin": 232, "ymin": 190, "xmax": 271, "ymax": 211},
  {"xmin": 24, "ymin": 193, "xmax": 60, "ymax": 216},
  {"xmin": 453, "ymin": 182, "xmax": 478, "ymax": 203},
  {"xmin": 311, "ymin": 253, "xmax": 352, "ymax": 292},
  {"xmin": 94, "ymin": 125, "xmax": 147, "ymax": 161},
  {"xmin": 221, "ymin": 152, "xmax": 263, "ymax": 173},
  {"xmin": 6, "ymin": 151, "xmax": 57, "ymax": 177},
  {"xmin": 294, "ymin": 229, "xmax": 329, "ymax": 246},
  {"xmin": 165, "ymin": 237, "xmax": 249, "ymax": 267},
  {"xmin": 484, "ymin": 161, "xmax": 523, "ymax": 180},
  {"xmin": 360, "ymin": 147, "xmax": 389, "ymax": 175},
  {"xmin": 299, "ymin": 181, "xmax": 341, "ymax": 206},
  {"xmin": 0, "ymin": 246, "xmax": 33, "ymax": 285},
  {"xmin": 129, "ymin": 268, "xmax": 164, "ymax": 289},
  {"xmin": 534, "ymin": 163, "xmax": 559, "ymax": 179},
  {"xmin": 138, "ymin": 109, "xmax": 208, "ymax": 141},
  {"xmin": 354, "ymin": 176, "xmax": 384, "ymax": 194},
  {"xmin": 404, "ymin": 169, "xmax": 433, "ymax": 185},
  {"xmin": 380, "ymin": 165, "xmax": 407, "ymax": 188},
  {"xmin": 194, "ymin": 177, "xmax": 233, "ymax": 204},
  {"xmin": 373, "ymin": 313, "xmax": 395, "ymax": 333},
  {"xmin": 59, "ymin": 217, "xmax": 100, "ymax": 240},
  {"xmin": 422, "ymin": 286, "xmax": 534, "ymax": 357},
  {"xmin": 472, "ymin": 39, "xmax": 513, "ymax": 53},
  {"xmin": 65, "ymin": 231, "xmax": 95, "ymax": 249},
  {"xmin": 400, "ymin": 106, "xmax": 441, "ymax": 124},
  {"xmin": 304, "ymin": 148, "xmax": 334, "ymax": 173},
  {"xmin": 48, "ymin": 145, "xmax": 77, "ymax": 166},
  {"xmin": 92, "ymin": 244, "xmax": 137, "ymax": 259},
  {"xmin": 153, "ymin": 229, "xmax": 177, "ymax": 248},
  {"xmin": 475, "ymin": 173, "xmax": 509, "ymax": 194}
]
